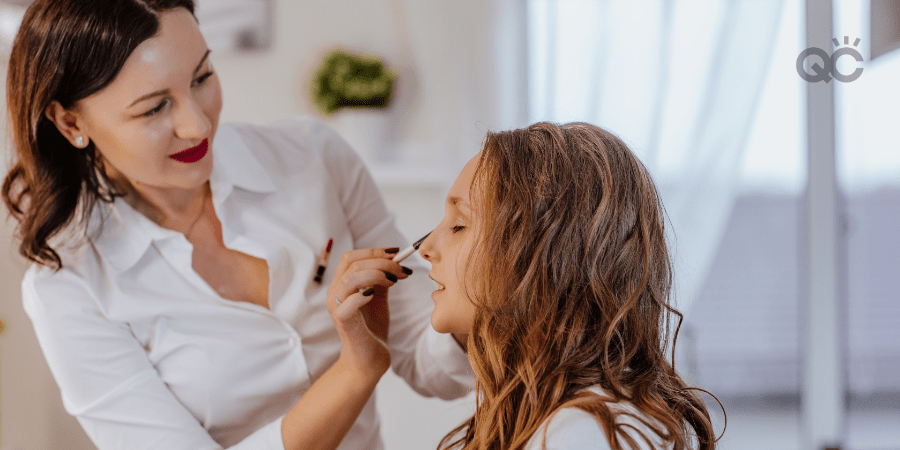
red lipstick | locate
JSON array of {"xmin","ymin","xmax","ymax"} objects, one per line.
[{"xmin": 169, "ymin": 138, "xmax": 208, "ymax": 163}]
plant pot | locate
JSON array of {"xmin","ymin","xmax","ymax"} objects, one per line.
[{"xmin": 329, "ymin": 108, "xmax": 395, "ymax": 164}]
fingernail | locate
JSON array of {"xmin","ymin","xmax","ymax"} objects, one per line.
[
  {"xmin": 401, "ymin": 266, "xmax": 413, "ymax": 275},
  {"xmin": 384, "ymin": 247, "xmax": 400, "ymax": 254},
  {"xmin": 385, "ymin": 273, "xmax": 398, "ymax": 282},
  {"xmin": 362, "ymin": 287, "xmax": 375, "ymax": 296}
]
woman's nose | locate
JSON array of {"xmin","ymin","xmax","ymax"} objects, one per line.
[{"xmin": 174, "ymin": 97, "xmax": 211, "ymax": 139}]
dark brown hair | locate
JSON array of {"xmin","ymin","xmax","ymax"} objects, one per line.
[
  {"xmin": 2, "ymin": 0, "xmax": 196, "ymax": 269},
  {"xmin": 440, "ymin": 122, "xmax": 721, "ymax": 449}
]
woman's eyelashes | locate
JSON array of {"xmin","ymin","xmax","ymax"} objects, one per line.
[
  {"xmin": 451, "ymin": 225, "xmax": 465, "ymax": 233},
  {"xmin": 139, "ymin": 72, "xmax": 214, "ymax": 117},
  {"xmin": 191, "ymin": 71, "xmax": 214, "ymax": 88},
  {"xmin": 141, "ymin": 98, "xmax": 170, "ymax": 117}
]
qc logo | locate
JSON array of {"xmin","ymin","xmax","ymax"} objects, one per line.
[{"xmin": 796, "ymin": 36, "xmax": 864, "ymax": 83}]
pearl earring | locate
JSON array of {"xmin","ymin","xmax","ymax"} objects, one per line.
[{"xmin": 75, "ymin": 136, "xmax": 84, "ymax": 147}]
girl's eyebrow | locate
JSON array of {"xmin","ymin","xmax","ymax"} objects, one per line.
[{"xmin": 447, "ymin": 196, "xmax": 470, "ymax": 210}]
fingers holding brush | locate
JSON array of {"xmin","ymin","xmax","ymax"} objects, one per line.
[
  {"xmin": 326, "ymin": 232, "xmax": 431, "ymax": 330},
  {"xmin": 390, "ymin": 231, "xmax": 431, "ymax": 263}
]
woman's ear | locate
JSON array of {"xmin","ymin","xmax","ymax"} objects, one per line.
[{"xmin": 44, "ymin": 101, "xmax": 89, "ymax": 148}]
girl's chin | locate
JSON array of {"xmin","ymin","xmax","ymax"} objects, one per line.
[
  {"xmin": 430, "ymin": 315, "xmax": 474, "ymax": 336},
  {"xmin": 430, "ymin": 317, "xmax": 451, "ymax": 334},
  {"xmin": 430, "ymin": 292, "xmax": 476, "ymax": 334},
  {"xmin": 430, "ymin": 314, "xmax": 461, "ymax": 335}
]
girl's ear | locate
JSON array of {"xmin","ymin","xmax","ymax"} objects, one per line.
[{"xmin": 44, "ymin": 101, "xmax": 90, "ymax": 148}]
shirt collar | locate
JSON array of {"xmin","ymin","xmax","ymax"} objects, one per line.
[
  {"xmin": 86, "ymin": 197, "xmax": 170, "ymax": 274},
  {"xmin": 210, "ymin": 124, "xmax": 277, "ymax": 197},
  {"xmin": 89, "ymin": 123, "xmax": 276, "ymax": 273}
]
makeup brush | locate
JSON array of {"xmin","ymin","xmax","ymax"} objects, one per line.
[{"xmin": 391, "ymin": 231, "xmax": 431, "ymax": 262}]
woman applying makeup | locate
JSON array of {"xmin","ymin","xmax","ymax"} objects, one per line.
[
  {"xmin": 2, "ymin": 1, "xmax": 470, "ymax": 449},
  {"xmin": 419, "ymin": 122, "xmax": 721, "ymax": 449}
]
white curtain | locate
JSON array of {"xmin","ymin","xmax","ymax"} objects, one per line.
[{"xmin": 528, "ymin": 0, "xmax": 785, "ymax": 322}]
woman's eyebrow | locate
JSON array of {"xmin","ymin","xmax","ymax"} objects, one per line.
[
  {"xmin": 129, "ymin": 88, "xmax": 169, "ymax": 107},
  {"xmin": 128, "ymin": 50, "xmax": 212, "ymax": 108},
  {"xmin": 193, "ymin": 49, "xmax": 211, "ymax": 75}
]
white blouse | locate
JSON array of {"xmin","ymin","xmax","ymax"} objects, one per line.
[
  {"xmin": 21, "ymin": 117, "xmax": 473, "ymax": 450},
  {"xmin": 524, "ymin": 387, "xmax": 671, "ymax": 450}
]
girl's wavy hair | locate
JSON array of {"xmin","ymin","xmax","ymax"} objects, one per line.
[
  {"xmin": 439, "ymin": 122, "xmax": 722, "ymax": 450},
  {"xmin": 2, "ymin": 0, "xmax": 195, "ymax": 270}
]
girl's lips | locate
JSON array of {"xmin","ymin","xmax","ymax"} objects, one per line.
[
  {"xmin": 429, "ymin": 274, "xmax": 445, "ymax": 291},
  {"xmin": 169, "ymin": 138, "xmax": 208, "ymax": 163}
]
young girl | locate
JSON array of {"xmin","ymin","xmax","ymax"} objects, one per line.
[{"xmin": 419, "ymin": 122, "xmax": 721, "ymax": 449}]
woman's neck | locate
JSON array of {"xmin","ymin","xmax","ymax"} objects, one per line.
[{"xmin": 109, "ymin": 171, "xmax": 209, "ymax": 235}]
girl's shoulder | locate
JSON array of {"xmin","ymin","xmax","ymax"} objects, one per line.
[
  {"xmin": 525, "ymin": 406, "xmax": 612, "ymax": 450},
  {"xmin": 525, "ymin": 386, "xmax": 672, "ymax": 450}
]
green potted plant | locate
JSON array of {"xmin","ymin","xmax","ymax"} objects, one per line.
[
  {"xmin": 311, "ymin": 48, "xmax": 396, "ymax": 115},
  {"xmin": 311, "ymin": 48, "xmax": 398, "ymax": 162}
]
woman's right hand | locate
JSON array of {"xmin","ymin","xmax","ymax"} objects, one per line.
[
  {"xmin": 281, "ymin": 248, "xmax": 410, "ymax": 450},
  {"xmin": 326, "ymin": 247, "xmax": 410, "ymax": 382}
]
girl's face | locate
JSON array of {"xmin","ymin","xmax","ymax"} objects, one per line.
[
  {"xmin": 64, "ymin": 8, "xmax": 222, "ymax": 194},
  {"xmin": 418, "ymin": 153, "xmax": 481, "ymax": 334}
]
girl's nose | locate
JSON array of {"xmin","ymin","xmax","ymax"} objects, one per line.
[{"xmin": 418, "ymin": 229, "xmax": 438, "ymax": 261}]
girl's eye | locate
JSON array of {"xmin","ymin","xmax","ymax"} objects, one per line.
[
  {"xmin": 451, "ymin": 225, "xmax": 465, "ymax": 233},
  {"xmin": 141, "ymin": 98, "xmax": 169, "ymax": 117},
  {"xmin": 192, "ymin": 71, "xmax": 214, "ymax": 88}
]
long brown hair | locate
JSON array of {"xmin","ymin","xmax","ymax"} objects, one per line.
[
  {"xmin": 440, "ymin": 122, "xmax": 721, "ymax": 449},
  {"xmin": 2, "ymin": 0, "xmax": 195, "ymax": 269}
]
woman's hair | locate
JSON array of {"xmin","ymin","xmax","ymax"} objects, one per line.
[
  {"xmin": 2, "ymin": 0, "xmax": 196, "ymax": 269},
  {"xmin": 439, "ymin": 122, "xmax": 720, "ymax": 450}
]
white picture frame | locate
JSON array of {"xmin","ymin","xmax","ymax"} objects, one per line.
[{"xmin": 195, "ymin": 0, "xmax": 273, "ymax": 52}]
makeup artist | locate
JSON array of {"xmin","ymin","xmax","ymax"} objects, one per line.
[{"xmin": 1, "ymin": 1, "xmax": 471, "ymax": 449}]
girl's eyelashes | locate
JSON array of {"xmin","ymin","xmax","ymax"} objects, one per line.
[
  {"xmin": 192, "ymin": 71, "xmax": 214, "ymax": 88},
  {"xmin": 451, "ymin": 225, "xmax": 465, "ymax": 233}
]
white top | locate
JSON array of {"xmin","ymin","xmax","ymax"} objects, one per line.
[
  {"xmin": 524, "ymin": 387, "xmax": 671, "ymax": 450},
  {"xmin": 21, "ymin": 117, "xmax": 473, "ymax": 450}
]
